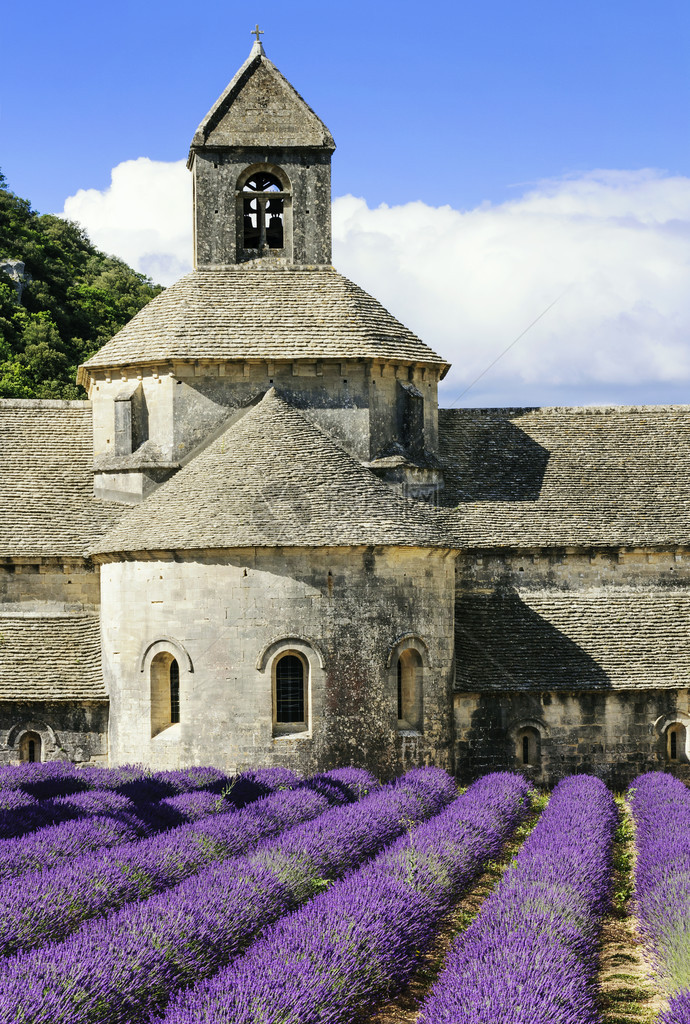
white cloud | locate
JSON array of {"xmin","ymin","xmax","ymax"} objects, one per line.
[
  {"xmin": 332, "ymin": 172, "xmax": 690, "ymax": 406},
  {"xmin": 61, "ymin": 161, "xmax": 690, "ymax": 407},
  {"xmin": 61, "ymin": 158, "xmax": 192, "ymax": 285}
]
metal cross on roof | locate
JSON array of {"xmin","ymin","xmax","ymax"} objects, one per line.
[{"xmin": 251, "ymin": 24, "xmax": 264, "ymax": 43}]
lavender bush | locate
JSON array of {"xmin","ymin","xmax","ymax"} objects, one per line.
[
  {"xmin": 0, "ymin": 766, "xmax": 375, "ymax": 957},
  {"xmin": 0, "ymin": 767, "xmax": 451, "ymax": 1024},
  {"xmin": 665, "ymin": 994, "xmax": 690, "ymax": 1024},
  {"xmin": 416, "ymin": 773, "xmax": 617, "ymax": 1024},
  {"xmin": 0, "ymin": 781, "xmax": 269, "ymax": 882},
  {"xmin": 0, "ymin": 815, "xmax": 142, "ymax": 881},
  {"xmin": 627, "ymin": 772, "xmax": 690, "ymax": 1024},
  {"xmin": 0, "ymin": 761, "xmax": 88, "ymax": 799},
  {"xmin": 158, "ymin": 771, "xmax": 530, "ymax": 1024}
]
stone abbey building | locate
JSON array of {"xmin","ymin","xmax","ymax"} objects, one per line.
[{"xmin": 1, "ymin": 39, "xmax": 689, "ymax": 785}]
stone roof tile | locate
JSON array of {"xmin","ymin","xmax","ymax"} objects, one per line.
[
  {"xmin": 190, "ymin": 45, "xmax": 335, "ymax": 153},
  {"xmin": 456, "ymin": 588, "xmax": 690, "ymax": 692},
  {"xmin": 0, "ymin": 613, "xmax": 105, "ymax": 700},
  {"xmin": 0, "ymin": 401, "xmax": 127, "ymax": 558},
  {"xmin": 440, "ymin": 405, "xmax": 690, "ymax": 547},
  {"xmin": 79, "ymin": 267, "xmax": 448, "ymax": 381},
  {"xmin": 91, "ymin": 389, "xmax": 450, "ymax": 556}
]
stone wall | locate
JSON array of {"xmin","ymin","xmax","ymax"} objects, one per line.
[
  {"xmin": 0, "ymin": 558, "xmax": 99, "ymax": 611},
  {"xmin": 100, "ymin": 545, "xmax": 455, "ymax": 777},
  {"xmin": 0, "ymin": 701, "xmax": 108, "ymax": 764},
  {"xmin": 454, "ymin": 688, "xmax": 690, "ymax": 788},
  {"xmin": 454, "ymin": 545, "xmax": 690, "ymax": 785},
  {"xmin": 90, "ymin": 360, "xmax": 442, "ymax": 501},
  {"xmin": 192, "ymin": 148, "xmax": 332, "ymax": 267}
]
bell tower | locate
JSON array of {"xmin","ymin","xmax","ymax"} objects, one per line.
[{"xmin": 187, "ymin": 32, "xmax": 336, "ymax": 267}]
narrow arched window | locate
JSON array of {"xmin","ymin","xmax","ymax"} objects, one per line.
[
  {"xmin": 151, "ymin": 652, "xmax": 180, "ymax": 737},
  {"xmin": 275, "ymin": 655, "xmax": 305, "ymax": 724},
  {"xmin": 170, "ymin": 659, "xmax": 180, "ymax": 724},
  {"xmin": 516, "ymin": 727, "xmax": 541, "ymax": 768},
  {"xmin": 665, "ymin": 724, "xmax": 688, "ymax": 762},
  {"xmin": 396, "ymin": 649, "xmax": 423, "ymax": 732},
  {"xmin": 397, "ymin": 659, "xmax": 403, "ymax": 721},
  {"xmin": 240, "ymin": 170, "xmax": 288, "ymax": 253},
  {"xmin": 19, "ymin": 732, "xmax": 41, "ymax": 763}
]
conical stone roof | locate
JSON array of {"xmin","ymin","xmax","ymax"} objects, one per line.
[
  {"xmin": 90, "ymin": 390, "xmax": 450, "ymax": 556},
  {"xmin": 78, "ymin": 265, "xmax": 449, "ymax": 381}
]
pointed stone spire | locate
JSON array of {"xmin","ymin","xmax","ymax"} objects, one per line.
[{"xmin": 188, "ymin": 36, "xmax": 335, "ymax": 267}]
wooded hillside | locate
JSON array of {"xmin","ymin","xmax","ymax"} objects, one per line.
[{"xmin": 0, "ymin": 172, "xmax": 162, "ymax": 399}]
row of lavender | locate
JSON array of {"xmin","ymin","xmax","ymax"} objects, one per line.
[
  {"xmin": 0, "ymin": 762, "xmax": 301, "ymax": 839},
  {"xmin": 0, "ymin": 759, "xmax": 376, "ymax": 880},
  {"xmin": 418, "ymin": 774, "xmax": 617, "ymax": 1023},
  {"xmin": 628, "ymin": 772, "xmax": 690, "ymax": 1024},
  {"xmin": 0, "ymin": 765, "xmax": 309, "ymax": 879},
  {"xmin": 0, "ymin": 760, "xmax": 296, "ymax": 799},
  {"xmin": 0, "ymin": 766, "xmax": 456, "ymax": 1023},
  {"xmin": 0, "ymin": 766, "xmax": 377, "ymax": 955},
  {"xmin": 159, "ymin": 771, "xmax": 532, "ymax": 1024}
]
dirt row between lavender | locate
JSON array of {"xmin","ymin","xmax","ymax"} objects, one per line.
[
  {"xmin": 365, "ymin": 789, "xmax": 549, "ymax": 1024},
  {"xmin": 597, "ymin": 796, "xmax": 667, "ymax": 1024}
]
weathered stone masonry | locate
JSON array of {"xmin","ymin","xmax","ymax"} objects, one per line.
[{"xmin": 2, "ymin": 40, "xmax": 689, "ymax": 784}]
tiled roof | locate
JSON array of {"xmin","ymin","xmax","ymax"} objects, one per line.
[
  {"xmin": 440, "ymin": 405, "xmax": 690, "ymax": 547},
  {"xmin": 456, "ymin": 588, "xmax": 690, "ymax": 691},
  {"xmin": 0, "ymin": 401, "xmax": 126, "ymax": 558},
  {"xmin": 79, "ymin": 267, "xmax": 449, "ymax": 380},
  {"xmin": 0, "ymin": 613, "xmax": 105, "ymax": 700},
  {"xmin": 91, "ymin": 389, "xmax": 449, "ymax": 556}
]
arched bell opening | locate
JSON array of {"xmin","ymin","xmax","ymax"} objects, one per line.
[{"xmin": 237, "ymin": 165, "xmax": 292, "ymax": 260}]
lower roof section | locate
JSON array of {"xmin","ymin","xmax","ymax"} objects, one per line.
[
  {"xmin": 0, "ymin": 399, "xmax": 126, "ymax": 559},
  {"xmin": 455, "ymin": 588, "xmax": 690, "ymax": 691},
  {"xmin": 0, "ymin": 613, "xmax": 105, "ymax": 700},
  {"xmin": 441, "ymin": 405, "xmax": 690, "ymax": 549}
]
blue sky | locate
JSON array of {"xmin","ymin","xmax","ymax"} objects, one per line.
[
  {"xmin": 2, "ymin": 0, "xmax": 690, "ymax": 407},
  {"xmin": 4, "ymin": 0, "xmax": 688, "ymax": 213}
]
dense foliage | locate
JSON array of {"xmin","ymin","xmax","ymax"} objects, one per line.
[{"xmin": 0, "ymin": 170, "xmax": 162, "ymax": 399}]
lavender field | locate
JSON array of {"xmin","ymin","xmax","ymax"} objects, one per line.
[{"xmin": 0, "ymin": 762, "xmax": 686, "ymax": 1023}]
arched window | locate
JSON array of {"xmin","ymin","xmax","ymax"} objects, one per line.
[
  {"xmin": 397, "ymin": 648, "xmax": 423, "ymax": 732},
  {"xmin": 274, "ymin": 655, "xmax": 303, "ymax": 729},
  {"xmin": 516, "ymin": 727, "xmax": 541, "ymax": 767},
  {"xmin": 19, "ymin": 732, "xmax": 41, "ymax": 763},
  {"xmin": 151, "ymin": 652, "xmax": 180, "ymax": 737},
  {"xmin": 666, "ymin": 723, "xmax": 687, "ymax": 763},
  {"xmin": 238, "ymin": 167, "xmax": 290, "ymax": 255},
  {"xmin": 170, "ymin": 659, "xmax": 180, "ymax": 724}
]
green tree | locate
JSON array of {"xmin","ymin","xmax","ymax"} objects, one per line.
[{"xmin": 0, "ymin": 172, "xmax": 163, "ymax": 399}]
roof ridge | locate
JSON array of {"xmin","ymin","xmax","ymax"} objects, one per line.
[{"xmin": 440, "ymin": 404, "xmax": 690, "ymax": 415}]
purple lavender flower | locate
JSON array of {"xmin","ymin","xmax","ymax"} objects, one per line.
[
  {"xmin": 156, "ymin": 771, "xmax": 530, "ymax": 1024},
  {"xmin": 415, "ymin": 774, "xmax": 617, "ymax": 1024},
  {"xmin": 0, "ymin": 766, "xmax": 374, "ymax": 957},
  {"xmin": 0, "ymin": 767, "xmax": 450, "ymax": 1024},
  {"xmin": 628, "ymin": 772, "xmax": 690, "ymax": 1023}
]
